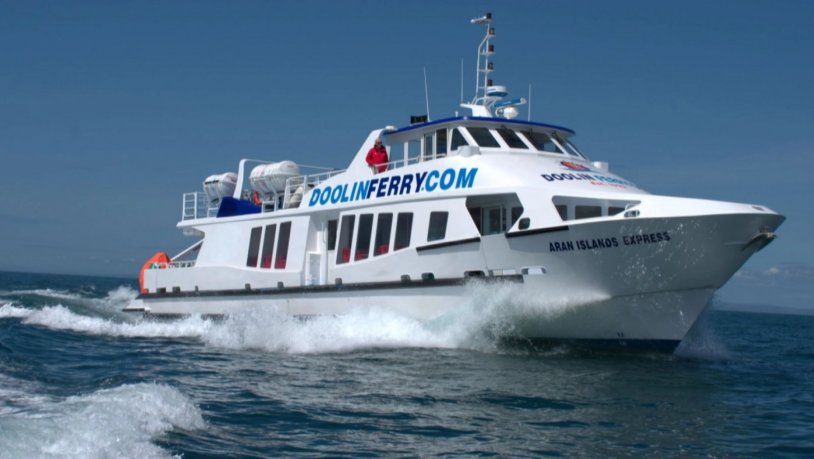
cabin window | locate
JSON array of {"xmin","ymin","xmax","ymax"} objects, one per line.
[
  {"xmin": 336, "ymin": 215, "xmax": 355, "ymax": 264},
  {"xmin": 355, "ymin": 214, "xmax": 374, "ymax": 261},
  {"xmin": 466, "ymin": 193, "xmax": 523, "ymax": 236},
  {"xmin": 575, "ymin": 205, "xmax": 602, "ymax": 220},
  {"xmin": 608, "ymin": 207, "xmax": 625, "ymax": 216},
  {"xmin": 522, "ymin": 131, "xmax": 561, "ymax": 153},
  {"xmin": 467, "ymin": 127, "xmax": 500, "ymax": 147},
  {"xmin": 436, "ymin": 129, "xmax": 447, "ymax": 157},
  {"xmin": 327, "ymin": 219, "xmax": 338, "ymax": 250},
  {"xmin": 497, "ymin": 129, "xmax": 528, "ymax": 149},
  {"xmin": 423, "ymin": 133, "xmax": 434, "ymax": 161},
  {"xmin": 246, "ymin": 227, "xmax": 262, "ymax": 267},
  {"xmin": 427, "ymin": 211, "xmax": 449, "ymax": 242},
  {"xmin": 485, "ymin": 207, "xmax": 505, "ymax": 235},
  {"xmin": 557, "ymin": 135, "xmax": 585, "ymax": 158},
  {"xmin": 555, "ymin": 204, "xmax": 568, "ymax": 221},
  {"xmin": 260, "ymin": 224, "xmax": 277, "ymax": 268},
  {"xmin": 394, "ymin": 212, "xmax": 413, "ymax": 251},
  {"xmin": 274, "ymin": 222, "xmax": 291, "ymax": 269},
  {"xmin": 468, "ymin": 207, "xmax": 482, "ymax": 234},
  {"xmin": 450, "ymin": 128, "xmax": 469, "ymax": 151},
  {"xmin": 511, "ymin": 206, "xmax": 524, "ymax": 226},
  {"xmin": 374, "ymin": 213, "xmax": 393, "ymax": 256}
]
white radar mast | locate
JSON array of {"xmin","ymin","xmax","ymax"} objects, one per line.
[{"xmin": 460, "ymin": 13, "xmax": 527, "ymax": 119}]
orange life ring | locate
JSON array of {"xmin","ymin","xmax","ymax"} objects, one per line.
[{"xmin": 251, "ymin": 191, "xmax": 261, "ymax": 206}]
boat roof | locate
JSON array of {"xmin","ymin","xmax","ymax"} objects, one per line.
[{"xmin": 382, "ymin": 116, "xmax": 575, "ymax": 143}]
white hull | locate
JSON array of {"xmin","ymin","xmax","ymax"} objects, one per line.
[
  {"xmin": 127, "ymin": 281, "xmax": 714, "ymax": 347},
  {"xmin": 129, "ymin": 212, "xmax": 782, "ymax": 348}
]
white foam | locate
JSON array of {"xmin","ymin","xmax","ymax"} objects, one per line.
[
  {"xmin": 203, "ymin": 305, "xmax": 455, "ymax": 353},
  {"xmin": 0, "ymin": 304, "xmax": 214, "ymax": 338},
  {"xmin": 0, "ymin": 281, "xmax": 603, "ymax": 354},
  {"xmin": 0, "ymin": 383, "xmax": 204, "ymax": 459}
]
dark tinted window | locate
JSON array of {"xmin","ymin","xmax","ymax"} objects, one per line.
[
  {"xmin": 436, "ymin": 129, "xmax": 447, "ymax": 156},
  {"xmin": 511, "ymin": 206, "xmax": 524, "ymax": 226},
  {"xmin": 497, "ymin": 129, "xmax": 528, "ymax": 149},
  {"xmin": 374, "ymin": 213, "xmax": 393, "ymax": 256},
  {"xmin": 555, "ymin": 204, "xmax": 568, "ymax": 220},
  {"xmin": 260, "ymin": 224, "xmax": 277, "ymax": 268},
  {"xmin": 355, "ymin": 214, "xmax": 373, "ymax": 261},
  {"xmin": 575, "ymin": 206, "xmax": 601, "ymax": 219},
  {"xmin": 394, "ymin": 213, "xmax": 413, "ymax": 251},
  {"xmin": 467, "ymin": 127, "xmax": 500, "ymax": 147},
  {"xmin": 336, "ymin": 215, "xmax": 355, "ymax": 264},
  {"xmin": 450, "ymin": 128, "xmax": 469, "ymax": 151},
  {"xmin": 246, "ymin": 227, "xmax": 262, "ymax": 267},
  {"xmin": 427, "ymin": 212, "xmax": 449, "ymax": 242},
  {"xmin": 523, "ymin": 131, "xmax": 561, "ymax": 153},
  {"xmin": 274, "ymin": 222, "xmax": 291, "ymax": 269},
  {"xmin": 327, "ymin": 219, "xmax": 338, "ymax": 250}
]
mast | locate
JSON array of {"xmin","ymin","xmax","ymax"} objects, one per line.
[{"xmin": 461, "ymin": 13, "xmax": 526, "ymax": 118}]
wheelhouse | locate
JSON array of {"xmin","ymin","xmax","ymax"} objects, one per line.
[{"xmin": 381, "ymin": 117, "xmax": 587, "ymax": 164}]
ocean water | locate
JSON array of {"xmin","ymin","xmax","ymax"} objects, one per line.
[{"xmin": 0, "ymin": 271, "xmax": 812, "ymax": 458}]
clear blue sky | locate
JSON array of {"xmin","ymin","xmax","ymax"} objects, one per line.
[{"xmin": 1, "ymin": 1, "xmax": 812, "ymax": 302}]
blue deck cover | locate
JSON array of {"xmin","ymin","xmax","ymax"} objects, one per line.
[{"xmin": 216, "ymin": 196, "xmax": 261, "ymax": 218}]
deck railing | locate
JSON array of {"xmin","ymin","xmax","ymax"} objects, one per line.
[
  {"xmin": 182, "ymin": 192, "xmax": 217, "ymax": 221},
  {"xmin": 180, "ymin": 152, "xmax": 429, "ymax": 220}
]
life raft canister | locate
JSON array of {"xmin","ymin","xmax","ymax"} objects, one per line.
[{"xmin": 138, "ymin": 252, "xmax": 170, "ymax": 294}]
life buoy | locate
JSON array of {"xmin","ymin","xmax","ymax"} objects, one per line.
[
  {"xmin": 251, "ymin": 191, "xmax": 262, "ymax": 206},
  {"xmin": 138, "ymin": 252, "xmax": 170, "ymax": 294}
]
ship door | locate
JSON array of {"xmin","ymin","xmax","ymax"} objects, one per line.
[{"xmin": 482, "ymin": 205, "xmax": 507, "ymax": 235}]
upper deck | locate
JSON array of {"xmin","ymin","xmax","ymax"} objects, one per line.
[{"xmin": 180, "ymin": 116, "xmax": 592, "ymax": 223}]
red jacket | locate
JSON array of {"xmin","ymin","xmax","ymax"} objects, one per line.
[{"xmin": 366, "ymin": 145, "xmax": 388, "ymax": 173}]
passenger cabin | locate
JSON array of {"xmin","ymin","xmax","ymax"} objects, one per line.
[{"xmin": 148, "ymin": 116, "xmax": 640, "ymax": 295}]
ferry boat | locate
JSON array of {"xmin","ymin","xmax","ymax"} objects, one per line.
[{"xmin": 126, "ymin": 14, "xmax": 784, "ymax": 350}]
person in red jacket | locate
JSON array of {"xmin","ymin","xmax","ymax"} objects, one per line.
[{"xmin": 366, "ymin": 138, "xmax": 388, "ymax": 173}]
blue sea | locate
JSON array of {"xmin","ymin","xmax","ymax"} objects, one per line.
[{"xmin": 1, "ymin": 271, "xmax": 812, "ymax": 458}]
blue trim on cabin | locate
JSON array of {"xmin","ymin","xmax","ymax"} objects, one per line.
[{"xmin": 382, "ymin": 116, "xmax": 576, "ymax": 138}]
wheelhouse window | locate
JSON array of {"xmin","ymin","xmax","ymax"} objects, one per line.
[
  {"xmin": 427, "ymin": 211, "xmax": 449, "ymax": 242},
  {"xmin": 336, "ymin": 215, "xmax": 355, "ymax": 264},
  {"xmin": 557, "ymin": 136, "xmax": 585, "ymax": 158},
  {"xmin": 246, "ymin": 227, "xmax": 262, "ymax": 267},
  {"xmin": 450, "ymin": 128, "xmax": 469, "ymax": 151},
  {"xmin": 260, "ymin": 224, "xmax": 277, "ymax": 268},
  {"xmin": 374, "ymin": 213, "xmax": 393, "ymax": 256},
  {"xmin": 423, "ymin": 133, "xmax": 434, "ymax": 161},
  {"xmin": 522, "ymin": 131, "xmax": 561, "ymax": 153},
  {"xmin": 394, "ymin": 212, "xmax": 413, "ymax": 251},
  {"xmin": 497, "ymin": 129, "xmax": 528, "ymax": 149},
  {"xmin": 467, "ymin": 127, "xmax": 500, "ymax": 147},
  {"xmin": 274, "ymin": 222, "xmax": 291, "ymax": 269},
  {"xmin": 436, "ymin": 129, "xmax": 447, "ymax": 157},
  {"xmin": 355, "ymin": 214, "xmax": 374, "ymax": 261}
]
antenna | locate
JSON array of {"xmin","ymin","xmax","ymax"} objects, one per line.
[
  {"xmin": 423, "ymin": 67, "xmax": 431, "ymax": 120},
  {"xmin": 528, "ymin": 83, "xmax": 532, "ymax": 121},
  {"xmin": 460, "ymin": 58, "xmax": 464, "ymax": 103}
]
